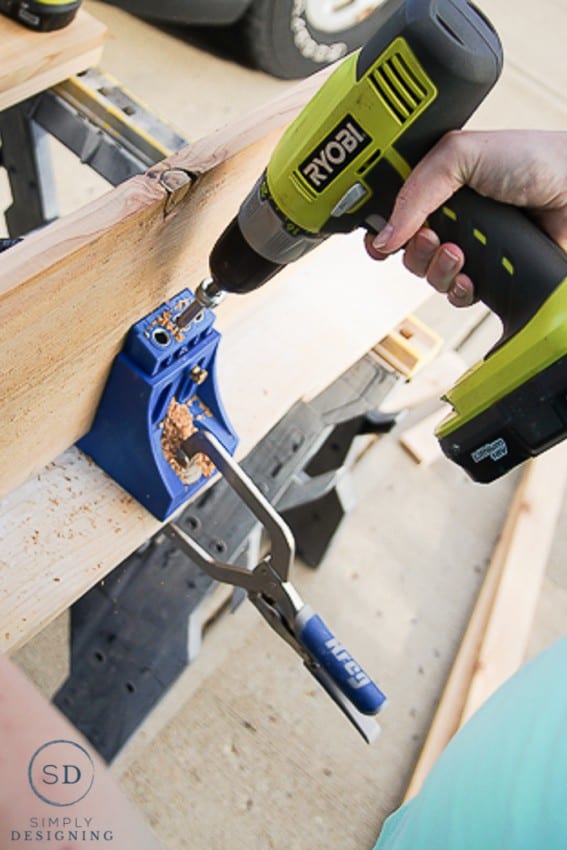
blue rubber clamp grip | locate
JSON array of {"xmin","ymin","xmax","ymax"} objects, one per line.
[{"xmin": 295, "ymin": 606, "xmax": 386, "ymax": 715}]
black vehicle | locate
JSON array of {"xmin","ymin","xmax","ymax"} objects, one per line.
[{"xmin": 100, "ymin": 1, "xmax": 387, "ymax": 79}]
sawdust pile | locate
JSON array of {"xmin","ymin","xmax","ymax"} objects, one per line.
[{"xmin": 161, "ymin": 398, "xmax": 215, "ymax": 483}]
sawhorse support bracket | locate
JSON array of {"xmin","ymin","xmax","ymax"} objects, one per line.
[{"xmin": 0, "ymin": 68, "xmax": 187, "ymax": 235}]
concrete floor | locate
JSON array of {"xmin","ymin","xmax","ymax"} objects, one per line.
[{"xmin": 7, "ymin": 1, "xmax": 567, "ymax": 848}]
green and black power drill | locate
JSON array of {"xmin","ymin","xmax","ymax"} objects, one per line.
[
  {"xmin": 0, "ymin": 0, "xmax": 81, "ymax": 30},
  {"xmin": 177, "ymin": 0, "xmax": 567, "ymax": 484}
]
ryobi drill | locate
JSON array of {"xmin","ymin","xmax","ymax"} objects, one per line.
[
  {"xmin": 0, "ymin": 0, "xmax": 81, "ymax": 30},
  {"xmin": 178, "ymin": 0, "xmax": 567, "ymax": 484}
]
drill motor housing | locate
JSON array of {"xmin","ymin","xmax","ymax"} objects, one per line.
[{"xmin": 209, "ymin": 0, "xmax": 503, "ymax": 294}]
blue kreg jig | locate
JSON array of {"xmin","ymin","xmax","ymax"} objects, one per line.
[{"xmin": 78, "ymin": 288, "xmax": 237, "ymax": 520}]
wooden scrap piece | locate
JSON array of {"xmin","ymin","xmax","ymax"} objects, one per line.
[
  {"xmin": 0, "ymin": 10, "xmax": 107, "ymax": 111},
  {"xmin": 460, "ymin": 441, "xmax": 567, "ymax": 724},
  {"xmin": 374, "ymin": 315, "xmax": 443, "ymax": 378},
  {"xmin": 399, "ymin": 405, "xmax": 452, "ymax": 467},
  {"xmin": 404, "ymin": 441, "xmax": 567, "ymax": 801}
]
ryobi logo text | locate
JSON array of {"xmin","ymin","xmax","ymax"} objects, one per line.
[{"xmin": 299, "ymin": 115, "xmax": 371, "ymax": 192}]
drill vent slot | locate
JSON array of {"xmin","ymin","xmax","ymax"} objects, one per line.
[
  {"xmin": 436, "ymin": 16, "xmax": 465, "ymax": 45},
  {"xmin": 370, "ymin": 53, "xmax": 428, "ymax": 124}
]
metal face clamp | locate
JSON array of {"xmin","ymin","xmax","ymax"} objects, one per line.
[{"xmin": 166, "ymin": 430, "xmax": 387, "ymax": 743}]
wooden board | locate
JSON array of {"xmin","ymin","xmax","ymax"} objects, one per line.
[
  {"xmin": 0, "ymin": 69, "xmax": 328, "ymax": 501},
  {"xmin": 460, "ymin": 442, "xmax": 567, "ymax": 724},
  {"xmin": 0, "ymin": 9, "xmax": 107, "ymax": 111},
  {"xmin": 404, "ymin": 441, "xmax": 567, "ymax": 800},
  {"xmin": 0, "ymin": 70, "xmax": 430, "ymax": 652},
  {"xmin": 399, "ymin": 405, "xmax": 453, "ymax": 466}
]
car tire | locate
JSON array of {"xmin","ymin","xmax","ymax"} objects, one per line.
[{"xmin": 242, "ymin": 0, "xmax": 388, "ymax": 79}]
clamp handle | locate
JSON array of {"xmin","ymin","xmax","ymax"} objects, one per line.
[
  {"xmin": 295, "ymin": 606, "xmax": 387, "ymax": 716},
  {"xmin": 182, "ymin": 429, "xmax": 295, "ymax": 579},
  {"xmin": 175, "ymin": 429, "xmax": 386, "ymax": 741}
]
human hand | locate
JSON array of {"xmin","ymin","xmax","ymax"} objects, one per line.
[{"xmin": 365, "ymin": 130, "xmax": 567, "ymax": 306}]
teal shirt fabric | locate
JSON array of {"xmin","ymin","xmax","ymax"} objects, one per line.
[{"xmin": 374, "ymin": 636, "xmax": 567, "ymax": 850}]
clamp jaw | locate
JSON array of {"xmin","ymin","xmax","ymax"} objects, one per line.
[{"xmin": 167, "ymin": 430, "xmax": 387, "ymax": 743}]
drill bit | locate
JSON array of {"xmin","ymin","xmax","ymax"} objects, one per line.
[{"xmin": 175, "ymin": 276, "xmax": 225, "ymax": 328}]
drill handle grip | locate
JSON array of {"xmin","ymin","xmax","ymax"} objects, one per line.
[{"xmin": 428, "ymin": 187, "xmax": 567, "ymax": 343}]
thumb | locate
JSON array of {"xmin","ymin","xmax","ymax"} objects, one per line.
[{"xmin": 370, "ymin": 131, "xmax": 473, "ymax": 254}]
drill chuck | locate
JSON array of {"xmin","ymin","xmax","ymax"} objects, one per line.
[
  {"xmin": 209, "ymin": 211, "xmax": 283, "ymax": 295},
  {"xmin": 208, "ymin": 170, "xmax": 328, "ymax": 296}
]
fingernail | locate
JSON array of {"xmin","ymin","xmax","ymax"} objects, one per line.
[
  {"xmin": 451, "ymin": 281, "xmax": 473, "ymax": 305},
  {"xmin": 414, "ymin": 229, "xmax": 439, "ymax": 256},
  {"xmin": 372, "ymin": 223, "xmax": 395, "ymax": 251},
  {"xmin": 438, "ymin": 247, "xmax": 461, "ymax": 273}
]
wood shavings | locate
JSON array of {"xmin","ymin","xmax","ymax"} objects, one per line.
[
  {"xmin": 150, "ymin": 309, "xmax": 184, "ymax": 343},
  {"xmin": 161, "ymin": 398, "xmax": 215, "ymax": 484}
]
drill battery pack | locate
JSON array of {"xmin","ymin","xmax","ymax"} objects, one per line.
[
  {"xmin": 439, "ymin": 354, "xmax": 567, "ymax": 482},
  {"xmin": 0, "ymin": 0, "xmax": 81, "ymax": 31},
  {"xmin": 438, "ymin": 279, "xmax": 567, "ymax": 482}
]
